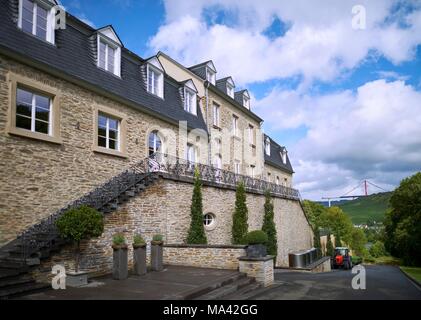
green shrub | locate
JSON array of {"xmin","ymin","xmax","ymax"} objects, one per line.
[
  {"xmin": 245, "ymin": 230, "xmax": 268, "ymax": 245},
  {"xmin": 112, "ymin": 233, "xmax": 126, "ymax": 246},
  {"xmin": 232, "ymin": 182, "xmax": 248, "ymax": 244},
  {"xmin": 55, "ymin": 205, "xmax": 104, "ymax": 272},
  {"xmin": 152, "ymin": 234, "xmax": 163, "ymax": 243},
  {"xmin": 364, "ymin": 255, "xmax": 376, "ymax": 263},
  {"xmin": 369, "ymin": 240, "xmax": 387, "ymax": 258},
  {"xmin": 326, "ymin": 233, "xmax": 334, "ymax": 257},
  {"xmin": 352, "ymin": 256, "xmax": 362, "ymax": 265},
  {"xmin": 186, "ymin": 169, "xmax": 207, "ymax": 244},
  {"xmin": 133, "ymin": 234, "xmax": 145, "ymax": 246},
  {"xmin": 262, "ymin": 191, "xmax": 277, "ymax": 257}
]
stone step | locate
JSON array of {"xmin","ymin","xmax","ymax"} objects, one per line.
[
  {"xmin": 194, "ymin": 277, "xmax": 256, "ymax": 300},
  {"xmin": 178, "ymin": 272, "xmax": 247, "ymax": 300},
  {"xmin": 0, "ymin": 259, "xmax": 29, "ymax": 271},
  {"xmin": 0, "ymin": 275, "xmax": 34, "ymax": 289},
  {"xmin": 0, "ymin": 268, "xmax": 23, "ymax": 280},
  {"xmin": 224, "ymin": 282, "xmax": 262, "ymax": 300},
  {"xmin": 0, "ymin": 281, "xmax": 50, "ymax": 300}
]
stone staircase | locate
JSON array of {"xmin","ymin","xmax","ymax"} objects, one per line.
[
  {"xmin": 179, "ymin": 272, "xmax": 268, "ymax": 300},
  {"xmin": 0, "ymin": 158, "xmax": 160, "ymax": 300}
]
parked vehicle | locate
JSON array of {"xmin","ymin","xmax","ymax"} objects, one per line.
[{"xmin": 331, "ymin": 247, "xmax": 353, "ymax": 270}]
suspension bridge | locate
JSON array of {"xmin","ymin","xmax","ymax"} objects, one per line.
[{"xmin": 322, "ymin": 180, "xmax": 389, "ymax": 207}]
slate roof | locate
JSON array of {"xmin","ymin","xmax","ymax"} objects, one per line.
[
  {"xmin": 264, "ymin": 134, "xmax": 294, "ymax": 174},
  {"xmin": 0, "ymin": 0, "xmax": 207, "ymax": 132}
]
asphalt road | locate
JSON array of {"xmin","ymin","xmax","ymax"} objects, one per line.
[{"xmin": 255, "ymin": 265, "xmax": 421, "ymax": 300}]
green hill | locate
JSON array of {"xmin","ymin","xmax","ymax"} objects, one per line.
[{"xmin": 337, "ymin": 192, "xmax": 392, "ymax": 224}]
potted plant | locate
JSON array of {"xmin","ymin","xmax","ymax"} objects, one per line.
[
  {"xmin": 55, "ymin": 205, "xmax": 104, "ymax": 287},
  {"xmin": 112, "ymin": 233, "xmax": 128, "ymax": 280},
  {"xmin": 133, "ymin": 234, "xmax": 147, "ymax": 276},
  {"xmin": 151, "ymin": 234, "xmax": 164, "ymax": 271},
  {"xmin": 245, "ymin": 230, "xmax": 268, "ymax": 258}
]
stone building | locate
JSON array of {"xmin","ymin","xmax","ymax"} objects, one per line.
[{"xmin": 0, "ymin": 0, "xmax": 313, "ymax": 283}]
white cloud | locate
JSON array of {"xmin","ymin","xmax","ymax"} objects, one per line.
[
  {"xmin": 255, "ymin": 80, "xmax": 421, "ymax": 199},
  {"xmin": 149, "ymin": 0, "xmax": 421, "ymax": 85}
]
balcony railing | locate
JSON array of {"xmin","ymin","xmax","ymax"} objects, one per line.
[{"xmin": 149, "ymin": 153, "xmax": 301, "ymax": 200}]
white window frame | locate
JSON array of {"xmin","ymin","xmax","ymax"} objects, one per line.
[
  {"xmin": 267, "ymin": 172, "xmax": 271, "ymax": 182},
  {"xmin": 214, "ymin": 154, "xmax": 222, "ymax": 169},
  {"xmin": 248, "ymin": 125, "xmax": 254, "ymax": 144},
  {"xmin": 213, "ymin": 103, "xmax": 220, "ymax": 127},
  {"xmin": 184, "ymin": 87, "xmax": 197, "ymax": 115},
  {"xmin": 98, "ymin": 113, "xmax": 120, "ymax": 151},
  {"xmin": 227, "ymin": 83, "xmax": 234, "ymax": 98},
  {"xmin": 234, "ymin": 161, "xmax": 241, "ymax": 175},
  {"xmin": 276, "ymin": 177, "xmax": 280, "ymax": 185},
  {"xmin": 206, "ymin": 68, "xmax": 216, "ymax": 85},
  {"xmin": 203, "ymin": 213, "xmax": 216, "ymax": 229},
  {"xmin": 243, "ymin": 96, "xmax": 250, "ymax": 109},
  {"xmin": 281, "ymin": 150, "xmax": 287, "ymax": 164},
  {"xmin": 147, "ymin": 64, "xmax": 164, "ymax": 98},
  {"xmin": 250, "ymin": 165, "xmax": 255, "ymax": 178},
  {"xmin": 18, "ymin": 0, "xmax": 56, "ymax": 44},
  {"xmin": 16, "ymin": 87, "xmax": 52, "ymax": 136},
  {"xmin": 186, "ymin": 143, "xmax": 196, "ymax": 163},
  {"xmin": 232, "ymin": 115, "xmax": 238, "ymax": 136},
  {"xmin": 265, "ymin": 139, "xmax": 271, "ymax": 156},
  {"xmin": 97, "ymin": 36, "xmax": 121, "ymax": 77},
  {"xmin": 148, "ymin": 130, "xmax": 162, "ymax": 156}
]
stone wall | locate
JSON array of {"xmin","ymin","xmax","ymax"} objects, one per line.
[
  {"xmin": 263, "ymin": 163, "xmax": 293, "ymax": 188},
  {"xmin": 31, "ymin": 177, "xmax": 313, "ymax": 282},
  {"xmin": 163, "ymin": 244, "xmax": 246, "ymax": 270},
  {"xmin": 239, "ymin": 257, "xmax": 274, "ymax": 287}
]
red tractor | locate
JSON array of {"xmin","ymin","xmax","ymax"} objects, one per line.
[{"xmin": 331, "ymin": 247, "xmax": 353, "ymax": 270}]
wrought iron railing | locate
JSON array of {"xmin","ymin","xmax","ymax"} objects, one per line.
[
  {"xmin": 7, "ymin": 153, "xmax": 300, "ymax": 264},
  {"xmin": 150, "ymin": 153, "xmax": 301, "ymax": 200}
]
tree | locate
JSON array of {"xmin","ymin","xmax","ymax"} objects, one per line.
[
  {"xmin": 232, "ymin": 182, "xmax": 248, "ymax": 244},
  {"xmin": 326, "ymin": 233, "xmax": 334, "ymax": 257},
  {"xmin": 313, "ymin": 227, "xmax": 322, "ymax": 252},
  {"xmin": 369, "ymin": 241, "xmax": 387, "ymax": 258},
  {"xmin": 350, "ymin": 228, "xmax": 368, "ymax": 257},
  {"xmin": 55, "ymin": 205, "xmax": 104, "ymax": 273},
  {"xmin": 384, "ymin": 172, "xmax": 421, "ymax": 266},
  {"xmin": 187, "ymin": 169, "xmax": 207, "ymax": 244},
  {"xmin": 335, "ymin": 232, "xmax": 342, "ymax": 247},
  {"xmin": 261, "ymin": 191, "xmax": 277, "ymax": 256},
  {"xmin": 302, "ymin": 200, "xmax": 328, "ymax": 229}
]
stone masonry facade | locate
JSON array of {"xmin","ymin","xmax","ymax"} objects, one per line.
[{"xmin": 30, "ymin": 177, "xmax": 313, "ymax": 282}]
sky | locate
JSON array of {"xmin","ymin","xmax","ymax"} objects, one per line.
[{"xmin": 60, "ymin": 0, "xmax": 421, "ymax": 200}]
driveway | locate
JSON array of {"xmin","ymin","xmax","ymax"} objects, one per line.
[{"xmin": 255, "ymin": 265, "xmax": 421, "ymax": 300}]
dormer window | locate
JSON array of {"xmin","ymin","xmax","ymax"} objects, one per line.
[
  {"xmin": 18, "ymin": 0, "xmax": 56, "ymax": 44},
  {"xmin": 227, "ymin": 83, "xmax": 234, "ymax": 98},
  {"xmin": 184, "ymin": 88, "xmax": 197, "ymax": 115},
  {"xmin": 281, "ymin": 148, "xmax": 287, "ymax": 164},
  {"xmin": 265, "ymin": 138, "xmax": 271, "ymax": 156},
  {"xmin": 97, "ymin": 27, "xmax": 122, "ymax": 77},
  {"xmin": 146, "ymin": 60, "xmax": 164, "ymax": 98},
  {"xmin": 206, "ymin": 68, "xmax": 216, "ymax": 85},
  {"xmin": 243, "ymin": 96, "xmax": 250, "ymax": 109}
]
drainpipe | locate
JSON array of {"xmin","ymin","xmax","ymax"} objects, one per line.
[{"xmin": 205, "ymin": 81, "xmax": 211, "ymax": 166}]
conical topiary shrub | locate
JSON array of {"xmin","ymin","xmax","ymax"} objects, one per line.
[
  {"xmin": 232, "ymin": 182, "xmax": 248, "ymax": 244},
  {"xmin": 186, "ymin": 168, "xmax": 207, "ymax": 244},
  {"xmin": 262, "ymin": 190, "xmax": 277, "ymax": 257}
]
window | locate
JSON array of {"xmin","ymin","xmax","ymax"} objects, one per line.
[
  {"xmin": 267, "ymin": 172, "xmax": 271, "ymax": 182},
  {"xmin": 248, "ymin": 125, "xmax": 255, "ymax": 145},
  {"xmin": 98, "ymin": 39, "xmax": 117, "ymax": 75},
  {"xmin": 281, "ymin": 149, "xmax": 287, "ymax": 164},
  {"xmin": 19, "ymin": 0, "xmax": 55, "ymax": 43},
  {"xmin": 284, "ymin": 178, "xmax": 288, "ymax": 187},
  {"xmin": 206, "ymin": 68, "xmax": 216, "ymax": 85},
  {"xmin": 250, "ymin": 165, "xmax": 255, "ymax": 178},
  {"xmin": 232, "ymin": 115, "xmax": 238, "ymax": 136},
  {"xmin": 148, "ymin": 130, "xmax": 162, "ymax": 156},
  {"xmin": 215, "ymin": 138, "xmax": 221, "ymax": 152},
  {"xmin": 214, "ymin": 154, "xmax": 222, "ymax": 169},
  {"xmin": 16, "ymin": 87, "xmax": 51, "ymax": 135},
  {"xmin": 213, "ymin": 103, "xmax": 220, "ymax": 127},
  {"xmin": 203, "ymin": 213, "xmax": 215, "ymax": 228},
  {"xmin": 276, "ymin": 177, "xmax": 280, "ymax": 185},
  {"xmin": 265, "ymin": 138, "xmax": 271, "ymax": 156},
  {"xmin": 98, "ymin": 113, "xmax": 120, "ymax": 151},
  {"xmin": 227, "ymin": 83, "xmax": 234, "ymax": 98},
  {"xmin": 184, "ymin": 88, "xmax": 197, "ymax": 115},
  {"xmin": 243, "ymin": 96, "xmax": 250, "ymax": 109},
  {"xmin": 186, "ymin": 143, "xmax": 196, "ymax": 163},
  {"xmin": 147, "ymin": 65, "xmax": 164, "ymax": 98},
  {"xmin": 234, "ymin": 161, "xmax": 241, "ymax": 175}
]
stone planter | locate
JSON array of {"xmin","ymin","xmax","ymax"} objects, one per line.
[
  {"xmin": 151, "ymin": 241, "xmax": 164, "ymax": 271},
  {"xmin": 133, "ymin": 244, "xmax": 147, "ymax": 276},
  {"xmin": 112, "ymin": 245, "xmax": 128, "ymax": 280},
  {"xmin": 66, "ymin": 271, "xmax": 88, "ymax": 287},
  {"xmin": 246, "ymin": 244, "xmax": 267, "ymax": 258}
]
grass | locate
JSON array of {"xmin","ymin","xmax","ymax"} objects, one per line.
[
  {"xmin": 364, "ymin": 255, "xmax": 402, "ymax": 265},
  {"xmin": 400, "ymin": 267, "xmax": 421, "ymax": 284},
  {"xmin": 338, "ymin": 192, "xmax": 392, "ymax": 224}
]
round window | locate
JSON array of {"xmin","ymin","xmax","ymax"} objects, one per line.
[{"xmin": 203, "ymin": 213, "xmax": 215, "ymax": 228}]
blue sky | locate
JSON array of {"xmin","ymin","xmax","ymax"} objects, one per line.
[{"xmin": 60, "ymin": 0, "xmax": 421, "ymax": 200}]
